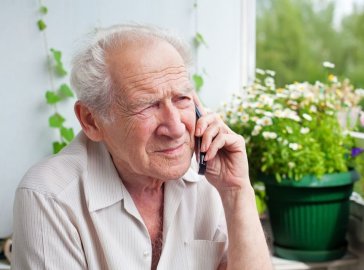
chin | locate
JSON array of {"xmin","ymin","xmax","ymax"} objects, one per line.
[{"xmin": 155, "ymin": 158, "xmax": 192, "ymax": 180}]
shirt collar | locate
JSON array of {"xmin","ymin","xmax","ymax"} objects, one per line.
[
  {"xmin": 82, "ymin": 132, "xmax": 203, "ymax": 212},
  {"xmin": 83, "ymin": 133, "xmax": 124, "ymax": 212}
]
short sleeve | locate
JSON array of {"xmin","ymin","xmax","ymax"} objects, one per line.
[{"xmin": 12, "ymin": 188, "xmax": 87, "ymax": 270}]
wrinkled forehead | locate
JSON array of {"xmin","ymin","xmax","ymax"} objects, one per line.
[{"xmin": 106, "ymin": 39, "xmax": 192, "ymax": 99}]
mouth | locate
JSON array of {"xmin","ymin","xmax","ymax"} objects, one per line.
[{"xmin": 156, "ymin": 143, "xmax": 185, "ymax": 156}]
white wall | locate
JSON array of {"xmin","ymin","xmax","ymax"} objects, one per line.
[{"xmin": 0, "ymin": 0, "xmax": 251, "ymax": 237}]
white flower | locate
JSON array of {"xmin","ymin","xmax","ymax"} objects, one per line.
[
  {"xmin": 355, "ymin": 88, "xmax": 364, "ymax": 96},
  {"xmin": 252, "ymin": 125, "xmax": 262, "ymax": 136},
  {"xmin": 255, "ymin": 109, "xmax": 264, "ymax": 114},
  {"xmin": 310, "ymin": 105, "xmax": 317, "ymax": 113},
  {"xmin": 286, "ymin": 126, "xmax": 293, "ymax": 134},
  {"xmin": 262, "ymin": 131, "xmax": 278, "ymax": 140},
  {"xmin": 256, "ymin": 68, "xmax": 265, "ymax": 75},
  {"xmin": 288, "ymin": 84, "xmax": 297, "ymax": 91},
  {"xmin": 300, "ymin": 127, "xmax": 310, "ymax": 134},
  {"xmin": 323, "ymin": 61, "xmax": 335, "ymax": 69},
  {"xmin": 290, "ymin": 91, "xmax": 301, "ymax": 100},
  {"xmin": 266, "ymin": 70, "xmax": 276, "ymax": 76},
  {"xmin": 289, "ymin": 143, "xmax": 300, "ymax": 151},
  {"xmin": 258, "ymin": 116, "xmax": 273, "ymax": 126},
  {"xmin": 240, "ymin": 114, "xmax": 249, "ymax": 123},
  {"xmin": 264, "ymin": 77, "xmax": 275, "ymax": 88},
  {"xmin": 264, "ymin": 111, "xmax": 274, "ymax": 117},
  {"xmin": 288, "ymin": 162, "xmax": 295, "ymax": 168},
  {"xmin": 258, "ymin": 94, "xmax": 274, "ymax": 107},
  {"xmin": 302, "ymin": 113, "xmax": 312, "ymax": 121}
]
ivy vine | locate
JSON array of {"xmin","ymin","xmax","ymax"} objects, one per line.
[{"xmin": 37, "ymin": 2, "xmax": 75, "ymax": 154}]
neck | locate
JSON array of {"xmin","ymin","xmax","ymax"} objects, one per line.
[{"xmin": 123, "ymin": 177, "xmax": 165, "ymax": 198}]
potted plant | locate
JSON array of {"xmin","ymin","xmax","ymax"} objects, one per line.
[{"xmin": 220, "ymin": 65, "xmax": 364, "ymax": 262}]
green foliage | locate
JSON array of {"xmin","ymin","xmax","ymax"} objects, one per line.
[
  {"xmin": 60, "ymin": 127, "xmax": 75, "ymax": 143},
  {"xmin": 39, "ymin": 6, "xmax": 48, "ymax": 14},
  {"xmin": 59, "ymin": 84, "xmax": 74, "ymax": 98},
  {"xmin": 221, "ymin": 70, "xmax": 360, "ymax": 181},
  {"xmin": 38, "ymin": 4, "xmax": 75, "ymax": 154},
  {"xmin": 50, "ymin": 48, "xmax": 67, "ymax": 76},
  {"xmin": 254, "ymin": 182, "xmax": 267, "ymax": 215},
  {"xmin": 45, "ymin": 91, "xmax": 61, "ymax": 104},
  {"xmin": 192, "ymin": 74, "xmax": 204, "ymax": 92},
  {"xmin": 37, "ymin": 19, "xmax": 47, "ymax": 31},
  {"xmin": 49, "ymin": 113, "xmax": 65, "ymax": 128},
  {"xmin": 53, "ymin": 141, "xmax": 67, "ymax": 154},
  {"xmin": 193, "ymin": 32, "xmax": 208, "ymax": 48},
  {"xmin": 256, "ymin": 0, "xmax": 364, "ymax": 88}
]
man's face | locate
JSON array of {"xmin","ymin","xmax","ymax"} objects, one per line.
[{"xmin": 98, "ymin": 40, "xmax": 196, "ymax": 181}]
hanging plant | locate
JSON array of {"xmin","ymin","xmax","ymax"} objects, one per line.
[{"xmin": 37, "ymin": 3, "xmax": 75, "ymax": 154}]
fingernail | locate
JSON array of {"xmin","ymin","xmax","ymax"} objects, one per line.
[
  {"xmin": 201, "ymin": 144, "xmax": 206, "ymax": 152},
  {"xmin": 196, "ymin": 128, "xmax": 201, "ymax": 136}
]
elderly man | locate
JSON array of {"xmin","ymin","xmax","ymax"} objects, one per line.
[{"xmin": 12, "ymin": 24, "xmax": 272, "ymax": 269}]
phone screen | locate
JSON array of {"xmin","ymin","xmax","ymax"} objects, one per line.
[{"xmin": 195, "ymin": 106, "xmax": 207, "ymax": 175}]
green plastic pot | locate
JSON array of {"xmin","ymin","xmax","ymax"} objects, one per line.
[{"xmin": 261, "ymin": 170, "xmax": 359, "ymax": 262}]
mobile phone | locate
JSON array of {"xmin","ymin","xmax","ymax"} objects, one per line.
[{"xmin": 195, "ymin": 106, "xmax": 207, "ymax": 175}]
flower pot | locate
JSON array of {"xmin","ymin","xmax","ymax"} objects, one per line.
[{"xmin": 261, "ymin": 170, "xmax": 359, "ymax": 262}]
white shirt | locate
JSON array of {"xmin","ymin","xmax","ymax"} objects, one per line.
[{"xmin": 12, "ymin": 132, "xmax": 227, "ymax": 270}]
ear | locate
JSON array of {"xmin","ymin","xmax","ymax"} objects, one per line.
[{"xmin": 74, "ymin": 101, "xmax": 103, "ymax": 142}]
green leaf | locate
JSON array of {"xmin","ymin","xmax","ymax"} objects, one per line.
[
  {"xmin": 55, "ymin": 65, "xmax": 67, "ymax": 76},
  {"xmin": 50, "ymin": 48, "xmax": 67, "ymax": 76},
  {"xmin": 194, "ymin": 32, "xmax": 207, "ymax": 48},
  {"xmin": 45, "ymin": 91, "xmax": 61, "ymax": 104},
  {"xmin": 60, "ymin": 127, "xmax": 74, "ymax": 143},
  {"xmin": 58, "ymin": 84, "xmax": 74, "ymax": 98},
  {"xmin": 50, "ymin": 48, "xmax": 61, "ymax": 62},
  {"xmin": 192, "ymin": 74, "xmax": 204, "ymax": 92},
  {"xmin": 39, "ymin": 6, "xmax": 48, "ymax": 14},
  {"xmin": 53, "ymin": 141, "xmax": 67, "ymax": 154},
  {"xmin": 49, "ymin": 113, "xmax": 65, "ymax": 128},
  {"xmin": 37, "ymin": 19, "xmax": 47, "ymax": 31},
  {"xmin": 255, "ymin": 195, "xmax": 266, "ymax": 215}
]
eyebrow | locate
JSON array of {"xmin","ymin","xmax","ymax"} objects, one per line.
[{"xmin": 127, "ymin": 87, "xmax": 194, "ymax": 111}]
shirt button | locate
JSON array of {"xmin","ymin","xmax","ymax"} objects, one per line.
[{"xmin": 143, "ymin": 250, "xmax": 150, "ymax": 257}]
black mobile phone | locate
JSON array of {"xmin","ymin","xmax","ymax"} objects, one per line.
[{"xmin": 195, "ymin": 106, "xmax": 207, "ymax": 175}]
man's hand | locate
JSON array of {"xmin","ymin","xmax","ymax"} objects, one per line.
[
  {"xmin": 193, "ymin": 93, "xmax": 272, "ymax": 270},
  {"xmin": 193, "ymin": 93, "xmax": 250, "ymax": 192},
  {"xmin": 195, "ymin": 111, "xmax": 249, "ymax": 192}
]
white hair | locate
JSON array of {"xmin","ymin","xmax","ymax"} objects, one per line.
[{"xmin": 70, "ymin": 24, "xmax": 193, "ymax": 118}]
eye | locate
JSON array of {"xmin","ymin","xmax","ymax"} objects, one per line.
[
  {"xmin": 176, "ymin": 95, "xmax": 191, "ymax": 103},
  {"xmin": 174, "ymin": 95, "xmax": 192, "ymax": 108}
]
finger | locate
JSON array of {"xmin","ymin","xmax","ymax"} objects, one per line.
[
  {"xmin": 205, "ymin": 133, "xmax": 245, "ymax": 161},
  {"xmin": 204, "ymin": 133, "xmax": 227, "ymax": 161},
  {"xmin": 192, "ymin": 91, "xmax": 207, "ymax": 115},
  {"xmin": 201, "ymin": 124, "xmax": 220, "ymax": 152},
  {"xmin": 196, "ymin": 113, "xmax": 226, "ymax": 137}
]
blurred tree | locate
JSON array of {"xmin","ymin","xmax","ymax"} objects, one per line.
[{"xmin": 256, "ymin": 0, "xmax": 364, "ymax": 88}]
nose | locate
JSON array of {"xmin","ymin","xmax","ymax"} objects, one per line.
[{"xmin": 156, "ymin": 103, "xmax": 185, "ymax": 138}]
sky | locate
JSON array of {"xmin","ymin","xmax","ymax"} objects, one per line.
[{"xmin": 333, "ymin": 0, "xmax": 364, "ymax": 28}]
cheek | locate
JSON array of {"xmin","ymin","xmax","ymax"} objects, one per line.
[
  {"xmin": 183, "ymin": 111, "xmax": 196, "ymax": 134},
  {"xmin": 132, "ymin": 118, "xmax": 158, "ymax": 149}
]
